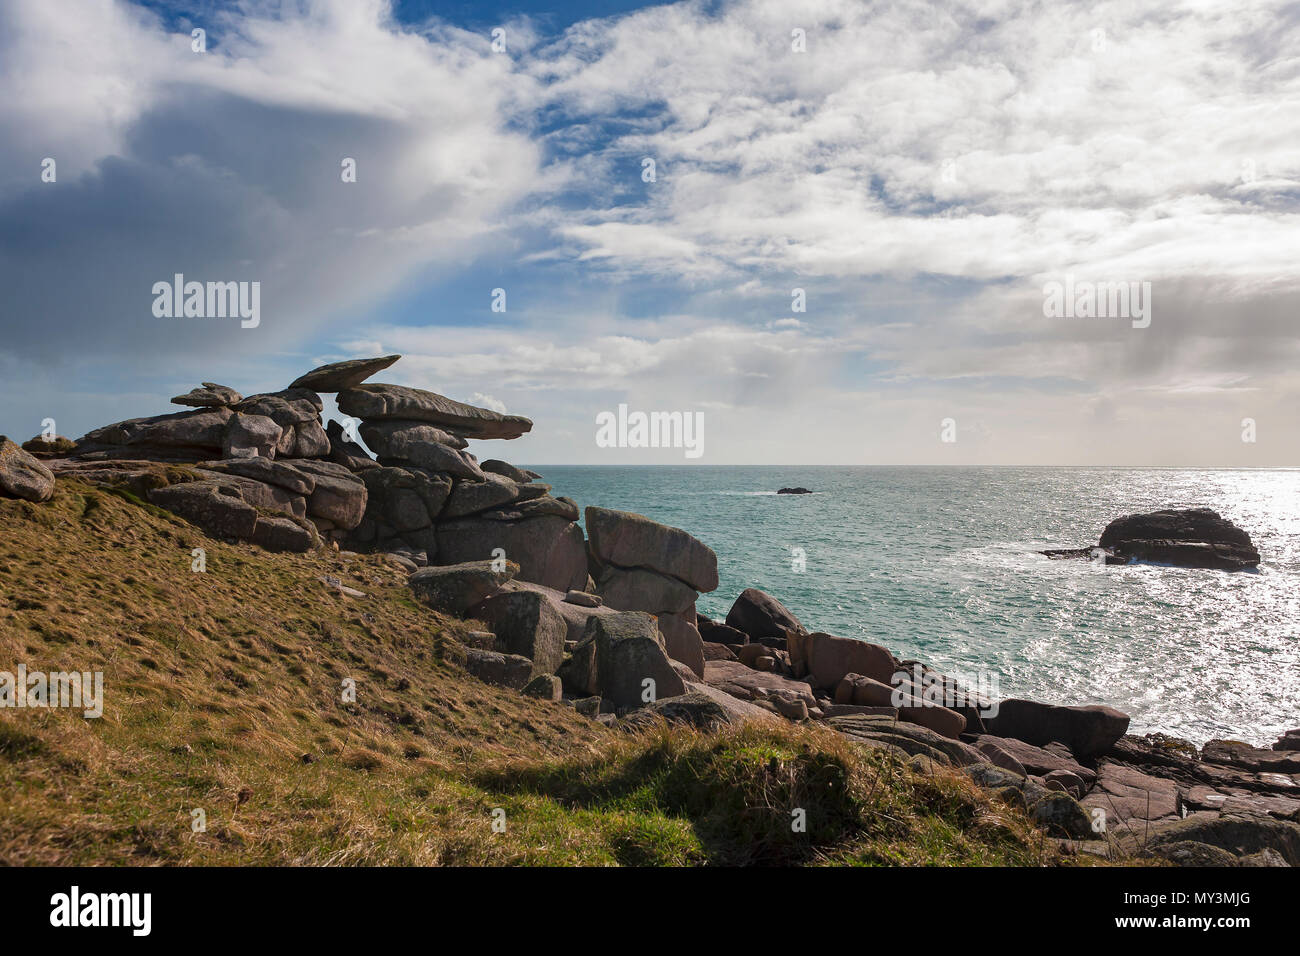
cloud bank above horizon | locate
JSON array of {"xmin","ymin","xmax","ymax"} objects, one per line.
[{"xmin": 1, "ymin": 0, "xmax": 1298, "ymax": 465}]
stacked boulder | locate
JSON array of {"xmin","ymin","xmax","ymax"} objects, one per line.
[
  {"xmin": 584, "ymin": 506, "xmax": 718, "ymax": 678},
  {"xmin": 20, "ymin": 367, "xmax": 380, "ymax": 550},
  {"xmin": 331, "ymin": 377, "xmax": 586, "ymax": 592}
]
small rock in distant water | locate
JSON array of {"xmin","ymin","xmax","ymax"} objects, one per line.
[{"xmin": 777, "ymin": 487, "xmax": 812, "ymax": 494}]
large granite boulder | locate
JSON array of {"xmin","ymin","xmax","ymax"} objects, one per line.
[
  {"xmin": 656, "ymin": 611, "xmax": 706, "ymax": 679},
  {"xmin": 338, "ymin": 384, "xmax": 532, "ymax": 439},
  {"xmin": 463, "ymin": 648, "xmax": 534, "ymax": 690},
  {"xmin": 198, "ymin": 457, "xmax": 315, "ymax": 496},
  {"xmin": 984, "ymin": 698, "xmax": 1129, "ymax": 759},
  {"xmin": 356, "ymin": 466, "xmax": 451, "ymax": 535},
  {"xmin": 469, "ymin": 589, "xmax": 567, "ymax": 677},
  {"xmin": 585, "ymin": 506, "xmax": 718, "ymax": 593},
  {"xmin": 147, "ymin": 481, "xmax": 259, "ymax": 539},
  {"xmin": 795, "ymin": 631, "xmax": 896, "ymax": 689},
  {"xmin": 561, "ymin": 612, "xmax": 685, "ymax": 709},
  {"xmin": 0, "ymin": 437, "xmax": 56, "ymax": 502},
  {"xmin": 596, "ymin": 566, "xmax": 698, "ymax": 615},
  {"xmin": 436, "ymin": 513, "xmax": 587, "ymax": 593},
  {"xmin": 281, "ymin": 459, "xmax": 367, "ymax": 529},
  {"xmin": 726, "ymin": 588, "xmax": 807, "ymax": 641},
  {"xmin": 359, "ymin": 419, "xmax": 469, "ymax": 454},
  {"xmin": 289, "ymin": 355, "xmax": 401, "ymax": 392},
  {"xmin": 75, "ymin": 407, "xmax": 234, "ymax": 459},
  {"xmin": 443, "ymin": 474, "xmax": 519, "ymax": 518},
  {"xmin": 221, "ymin": 413, "xmax": 283, "ymax": 459},
  {"xmin": 408, "ymin": 559, "xmax": 518, "ymax": 615}
]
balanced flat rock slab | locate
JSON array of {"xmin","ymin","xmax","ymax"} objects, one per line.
[
  {"xmin": 338, "ymin": 384, "xmax": 532, "ymax": 439},
  {"xmin": 289, "ymin": 355, "xmax": 401, "ymax": 392}
]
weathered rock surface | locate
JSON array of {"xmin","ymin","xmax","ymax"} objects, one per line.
[
  {"xmin": 469, "ymin": 588, "xmax": 567, "ymax": 678},
  {"xmin": 1202, "ymin": 738, "xmax": 1300, "ymax": 775},
  {"xmin": 829, "ymin": 714, "xmax": 985, "ymax": 767},
  {"xmin": 585, "ymin": 506, "xmax": 718, "ymax": 593},
  {"xmin": 983, "ymin": 698, "xmax": 1129, "ymax": 759},
  {"xmin": 0, "ymin": 438, "xmax": 56, "ymax": 502},
  {"xmin": 726, "ymin": 588, "xmax": 806, "ymax": 642},
  {"xmin": 76, "ymin": 407, "xmax": 234, "ymax": 458},
  {"xmin": 437, "ymin": 514, "xmax": 587, "ymax": 593},
  {"xmin": 596, "ymin": 566, "xmax": 698, "ymax": 615},
  {"xmin": 795, "ymin": 631, "xmax": 896, "ymax": 689},
  {"xmin": 442, "ymin": 473, "xmax": 519, "ymax": 519},
  {"xmin": 656, "ymin": 611, "xmax": 706, "ymax": 679},
  {"xmin": 973, "ymin": 735, "xmax": 1096, "ymax": 785},
  {"xmin": 359, "ymin": 418, "xmax": 469, "ymax": 455},
  {"xmin": 249, "ymin": 514, "xmax": 319, "ymax": 553},
  {"xmin": 703, "ymin": 659, "xmax": 816, "ymax": 709},
  {"xmin": 147, "ymin": 481, "xmax": 259, "ymax": 539},
  {"xmin": 561, "ymin": 612, "xmax": 684, "ymax": 709},
  {"xmin": 463, "ymin": 648, "xmax": 533, "ymax": 690},
  {"xmin": 282, "ymin": 459, "xmax": 367, "ymax": 529},
  {"xmin": 172, "ymin": 383, "xmax": 242, "ymax": 407},
  {"xmin": 289, "ymin": 355, "xmax": 401, "ymax": 392},
  {"xmin": 522, "ymin": 674, "xmax": 563, "ymax": 701},
  {"xmin": 339, "ymin": 384, "xmax": 532, "ymax": 439},
  {"xmin": 1029, "ymin": 791, "xmax": 1094, "ymax": 839},
  {"xmin": 222, "ymin": 413, "xmax": 283, "ymax": 459},
  {"xmin": 834, "ymin": 673, "xmax": 966, "ymax": 738},
  {"xmin": 1081, "ymin": 761, "xmax": 1182, "ymax": 833},
  {"xmin": 481, "ymin": 460, "xmax": 532, "ymax": 483},
  {"xmin": 1144, "ymin": 812, "xmax": 1300, "ymax": 866},
  {"xmin": 648, "ymin": 683, "xmax": 778, "ymax": 729},
  {"xmin": 198, "ymin": 457, "xmax": 315, "ymax": 495},
  {"xmin": 408, "ymin": 559, "xmax": 518, "ymax": 615}
]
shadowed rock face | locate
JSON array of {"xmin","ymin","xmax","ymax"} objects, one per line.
[{"xmin": 1043, "ymin": 508, "xmax": 1260, "ymax": 571}]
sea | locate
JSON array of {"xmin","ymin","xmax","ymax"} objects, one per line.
[{"xmin": 532, "ymin": 465, "xmax": 1300, "ymax": 748}]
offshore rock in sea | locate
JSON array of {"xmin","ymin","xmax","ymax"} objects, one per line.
[{"xmin": 1042, "ymin": 507, "xmax": 1260, "ymax": 571}]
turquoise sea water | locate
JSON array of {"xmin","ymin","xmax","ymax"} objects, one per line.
[{"xmin": 531, "ymin": 466, "xmax": 1300, "ymax": 747}]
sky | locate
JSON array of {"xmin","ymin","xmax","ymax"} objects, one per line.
[{"xmin": 1, "ymin": 0, "xmax": 1298, "ymax": 465}]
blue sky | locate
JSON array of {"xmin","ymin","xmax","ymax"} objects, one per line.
[{"xmin": 2, "ymin": 0, "xmax": 1298, "ymax": 464}]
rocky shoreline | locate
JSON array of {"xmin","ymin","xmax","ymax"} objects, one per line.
[{"xmin": 2, "ymin": 353, "xmax": 1296, "ymax": 866}]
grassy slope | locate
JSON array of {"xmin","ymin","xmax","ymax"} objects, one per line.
[{"xmin": 0, "ymin": 482, "xmax": 1092, "ymax": 866}]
